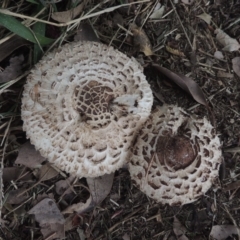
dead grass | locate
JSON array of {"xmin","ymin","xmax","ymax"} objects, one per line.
[{"xmin": 0, "ymin": 0, "xmax": 240, "ymax": 239}]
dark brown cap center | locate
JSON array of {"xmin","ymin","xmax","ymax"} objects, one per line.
[
  {"xmin": 156, "ymin": 136, "xmax": 196, "ymax": 171},
  {"xmin": 73, "ymin": 80, "xmax": 114, "ymax": 115}
]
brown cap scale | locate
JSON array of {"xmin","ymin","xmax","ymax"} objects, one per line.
[
  {"xmin": 21, "ymin": 41, "xmax": 153, "ymax": 178},
  {"xmin": 129, "ymin": 104, "xmax": 222, "ymax": 206}
]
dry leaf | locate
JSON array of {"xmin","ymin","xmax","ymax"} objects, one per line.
[
  {"xmin": 223, "ymin": 180, "xmax": 240, "ymax": 191},
  {"xmin": 38, "ymin": 163, "xmax": 59, "ymax": 181},
  {"xmin": 232, "ymin": 57, "xmax": 240, "ymax": 77},
  {"xmin": 190, "ymin": 51, "xmax": 197, "ymax": 66},
  {"xmin": 77, "ymin": 228, "xmax": 86, "ymax": 240},
  {"xmin": 166, "ymin": 45, "xmax": 185, "ymax": 57},
  {"xmin": 5, "ymin": 188, "xmax": 29, "ymax": 205},
  {"xmin": 3, "ymin": 167, "xmax": 32, "ymax": 183},
  {"xmin": 55, "ymin": 176, "xmax": 75, "ymax": 195},
  {"xmin": 15, "ymin": 142, "xmax": 45, "ymax": 169},
  {"xmin": 209, "ymin": 225, "xmax": 240, "ymax": 240},
  {"xmin": 217, "ymin": 71, "xmax": 234, "ymax": 78},
  {"xmin": 0, "ymin": 55, "xmax": 24, "ymax": 83},
  {"xmin": 197, "ymin": 13, "xmax": 212, "ymax": 24},
  {"xmin": 62, "ymin": 173, "xmax": 114, "ymax": 214},
  {"xmin": 51, "ymin": 2, "xmax": 84, "ymax": 23},
  {"xmin": 130, "ymin": 23, "xmax": 153, "ymax": 56},
  {"xmin": 150, "ymin": 5, "xmax": 165, "ymax": 19},
  {"xmin": 175, "ymin": 34, "xmax": 181, "ymax": 40},
  {"xmin": 62, "ymin": 197, "xmax": 94, "ymax": 214},
  {"xmin": 32, "ymin": 193, "xmax": 55, "ymax": 206},
  {"xmin": 214, "ymin": 51, "xmax": 224, "ymax": 60},
  {"xmin": 173, "ymin": 216, "xmax": 189, "ymax": 240},
  {"xmin": 28, "ymin": 198, "xmax": 65, "ymax": 239},
  {"xmin": 181, "ymin": 0, "xmax": 194, "ymax": 5},
  {"xmin": 122, "ymin": 233, "xmax": 131, "ymax": 240},
  {"xmin": 87, "ymin": 173, "xmax": 114, "ymax": 204},
  {"xmin": 41, "ymin": 223, "xmax": 65, "ymax": 240},
  {"xmin": 215, "ymin": 29, "xmax": 240, "ymax": 52},
  {"xmin": 64, "ymin": 215, "xmax": 76, "ymax": 231},
  {"xmin": 0, "ymin": 35, "xmax": 29, "ymax": 62},
  {"xmin": 152, "ymin": 63, "xmax": 208, "ymax": 107}
]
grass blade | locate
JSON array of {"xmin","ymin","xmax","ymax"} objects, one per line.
[
  {"xmin": 0, "ymin": 13, "xmax": 54, "ymax": 45},
  {"xmin": 33, "ymin": 21, "xmax": 45, "ymax": 63}
]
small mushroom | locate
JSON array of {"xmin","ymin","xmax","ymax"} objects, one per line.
[
  {"xmin": 129, "ymin": 104, "xmax": 222, "ymax": 206},
  {"xmin": 21, "ymin": 41, "xmax": 153, "ymax": 178}
]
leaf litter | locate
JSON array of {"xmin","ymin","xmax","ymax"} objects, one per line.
[
  {"xmin": 62, "ymin": 173, "xmax": 114, "ymax": 214},
  {"xmin": 209, "ymin": 225, "xmax": 240, "ymax": 240},
  {"xmin": 0, "ymin": 35, "xmax": 29, "ymax": 62},
  {"xmin": 28, "ymin": 198, "xmax": 65, "ymax": 239},
  {"xmin": 37, "ymin": 163, "xmax": 59, "ymax": 182},
  {"xmin": 152, "ymin": 63, "xmax": 208, "ymax": 107},
  {"xmin": 15, "ymin": 141, "xmax": 45, "ymax": 169},
  {"xmin": 217, "ymin": 71, "xmax": 234, "ymax": 78},
  {"xmin": 197, "ymin": 12, "xmax": 212, "ymax": 25},
  {"xmin": 1, "ymin": 0, "xmax": 240, "ymax": 239},
  {"xmin": 232, "ymin": 57, "xmax": 240, "ymax": 77},
  {"xmin": 5, "ymin": 187, "xmax": 29, "ymax": 205},
  {"xmin": 62, "ymin": 197, "xmax": 94, "ymax": 215},
  {"xmin": 87, "ymin": 173, "xmax": 114, "ymax": 204},
  {"xmin": 173, "ymin": 217, "xmax": 189, "ymax": 240},
  {"xmin": 2, "ymin": 167, "xmax": 32, "ymax": 183},
  {"xmin": 215, "ymin": 28, "xmax": 240, "ymax": 52},
  {"xmin": 166, "ymin": 45, "xmax": 185, "ymax": 57},
  {"xmin": 214, "ymin": 51, "xmax": 224, "ymax": 60},
  {"xmin": 51, "ymin": 2, "xmax": 85, "ymax": 23},
  {"xmin": 0, "ymin": 55, "xmax": 24, "ymax": 83},
  {"xmin": 130, "ymin": 23, "xmax": 153, "ymax": 56},
  {"xmin": 55, "ymin": 176, "xmax": 75, "ymax": 195},
  {"xmin": 122, "ymin": 233, "xmax": 131, "ymax": 240},
  {"xmin": 149, "ymin": 4, "xmax": 165, "ymax": 19}
]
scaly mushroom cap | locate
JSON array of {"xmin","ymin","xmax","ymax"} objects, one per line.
[
  {"xmin": 129, "ymin": 105, "xmax": 222, "ymax": 206},
  {"xmin": 21, "ymin": 41, "xmax": 153, "ymax": 178}
]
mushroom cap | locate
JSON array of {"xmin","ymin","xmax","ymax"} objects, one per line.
[
  {"xmin": 129, "ymin": 104, "xmax": 222, "ymax": 206},
  {"xmin": 21, "ymin": 41, "xmax": 153, "ymax": 178}
]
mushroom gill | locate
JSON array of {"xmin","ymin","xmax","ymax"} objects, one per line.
[
  {"xmin": 129, "ymin": 104, "xmax": 222, "ymax": 206},
  {"xmin": 21, "ymin": 41, "xmax": 153, "ymax": 178}
]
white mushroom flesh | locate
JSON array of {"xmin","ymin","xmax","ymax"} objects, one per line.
[
  {"xmin": 129, "ymin": 104, "xmax": 222, "ymax": 206},
  {"xmin": 22, "ymin": 41, "xmax": 153, "ymax": 178}
]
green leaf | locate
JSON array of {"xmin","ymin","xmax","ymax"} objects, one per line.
[
  {"xmin": 33, "ymin": 21, "xmax": 46, "ymax": 63},
  {"xmin": 26, "ymin": 0, "xmax": 39, "ymax": 4},
  {"xmin": 33, "ymin": 4, "xmax": 47, "ymax": 63},
  {"xmin": 0, "ymin": 13, "xmax": 54, "ymax": 45}
]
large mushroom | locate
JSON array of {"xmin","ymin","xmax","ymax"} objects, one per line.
[
  {"xmin": 129, "ymin": 104, "xmax": 222, "ymax": 206},
  {"xmin": 21, "ymin": 41, "xmax": 153, "ymax": 178}
]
